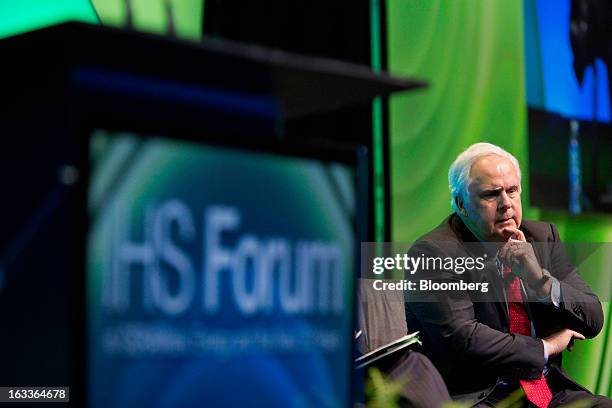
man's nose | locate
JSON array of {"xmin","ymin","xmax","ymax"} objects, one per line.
[{"xmin": 497, "ymin": 191, "xmax": 512, "ymax": 211}]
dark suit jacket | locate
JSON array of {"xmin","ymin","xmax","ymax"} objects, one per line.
[{"xmin": 404, "ymin": 214, "xmax": 604, "ymax": 403}]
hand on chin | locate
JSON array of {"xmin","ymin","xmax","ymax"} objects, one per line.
[{"xmin": 496, "ymin": 220, "xmax": 517, "ymax": 241}]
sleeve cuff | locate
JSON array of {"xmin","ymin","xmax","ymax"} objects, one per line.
[
  {"xmin": 549, "ymin": 276, "xmax": 561, "ymax": 307},
  {"xmin": 535, "ymin": 275, "xmax": 561, "ymax": 308},
  {"xmin": 542, "ymin": 339, "xmax": 549, "ymax": 362}
]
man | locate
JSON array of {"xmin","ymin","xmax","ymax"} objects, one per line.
[{"xmin": 404, "ymin": 143, "xmax": 609, "ymax": 407}]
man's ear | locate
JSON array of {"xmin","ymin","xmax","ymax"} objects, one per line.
[{"xmin": 456, "ymin": 196, "xmax": 467, "ymax": 216}]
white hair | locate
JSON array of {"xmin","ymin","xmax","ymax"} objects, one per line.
[{"xmin": 448, "ymin": 142, "xmax": 522, "ymax": 214}]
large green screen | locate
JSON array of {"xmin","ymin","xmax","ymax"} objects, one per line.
[{"xmin": 387, "ymin": 0, "xmax": 529, "ymax": 243}]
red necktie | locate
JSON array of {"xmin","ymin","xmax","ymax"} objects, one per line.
[{"xmin": 503, "ymin": 266, "xmax": 553, "ymax": 408}]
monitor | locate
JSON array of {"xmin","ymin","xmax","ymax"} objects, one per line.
[{"xmin": 86, "ymin": 128, "xmax": 365, "ymax": 407}]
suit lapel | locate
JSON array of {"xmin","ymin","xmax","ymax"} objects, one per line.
[{"xmin": 486, "ymin": 259, "xmax": 509, "ymax": 330}]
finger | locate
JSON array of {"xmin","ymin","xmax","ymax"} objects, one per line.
[
  {"xmin": 500, "ymin": 241, "xmax": 517, "ymax": 261},
  {"xmin": 498, "ymin": 244, "xmax": 510, "ymax": 265},
  {"xmin": 511, "ymin": 246, "xmax": 524, "ymax": 259},
  {"xmin": 504, "ymin": 227, "xmax": 526, "ymax": 242},
  {"xmin": 502, "ymin": 228, "xmax": 516, "ymax": 241},
  {"xmin": 506, "ymin": 244, "xmax": 523, "ymax": 266},
  {"xmin": 499, "ymin": 240, "xmax": 510, "ymax": 254},
  {"xmin": 514, "ymin": 248, "xmax": 533, "ymax": 266},
  {"xmin": 513, "ymin": 229, "xmax": 526, "ymax": 242},
  {"xmin": 570, "ymin": 331, "xmax": 586, "ymax": 340},
  {"xmin": 501, "ymin": 249, "xmax": 514, "ymax": 268}
]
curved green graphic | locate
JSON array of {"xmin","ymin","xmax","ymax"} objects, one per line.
[
  {"xmin": 387, "ymin": 0, "xmax": 529, "ymax": 244},
  {"xmin": 0, "ymin": 0, "xmax": 98, "ymax": 39}
]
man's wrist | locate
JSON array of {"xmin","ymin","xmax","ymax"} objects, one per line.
[
  {"xmin": 529, "ymin": 268, "xmax": 551, "ymax": 290},
  {"xmin": 532, "ymin": 270, "xmax": 560, "ymax": 306}
]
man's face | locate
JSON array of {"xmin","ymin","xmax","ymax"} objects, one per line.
[{"xmin": 460, "ymin": 155, "xmax": 522, "ymax": 242}]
